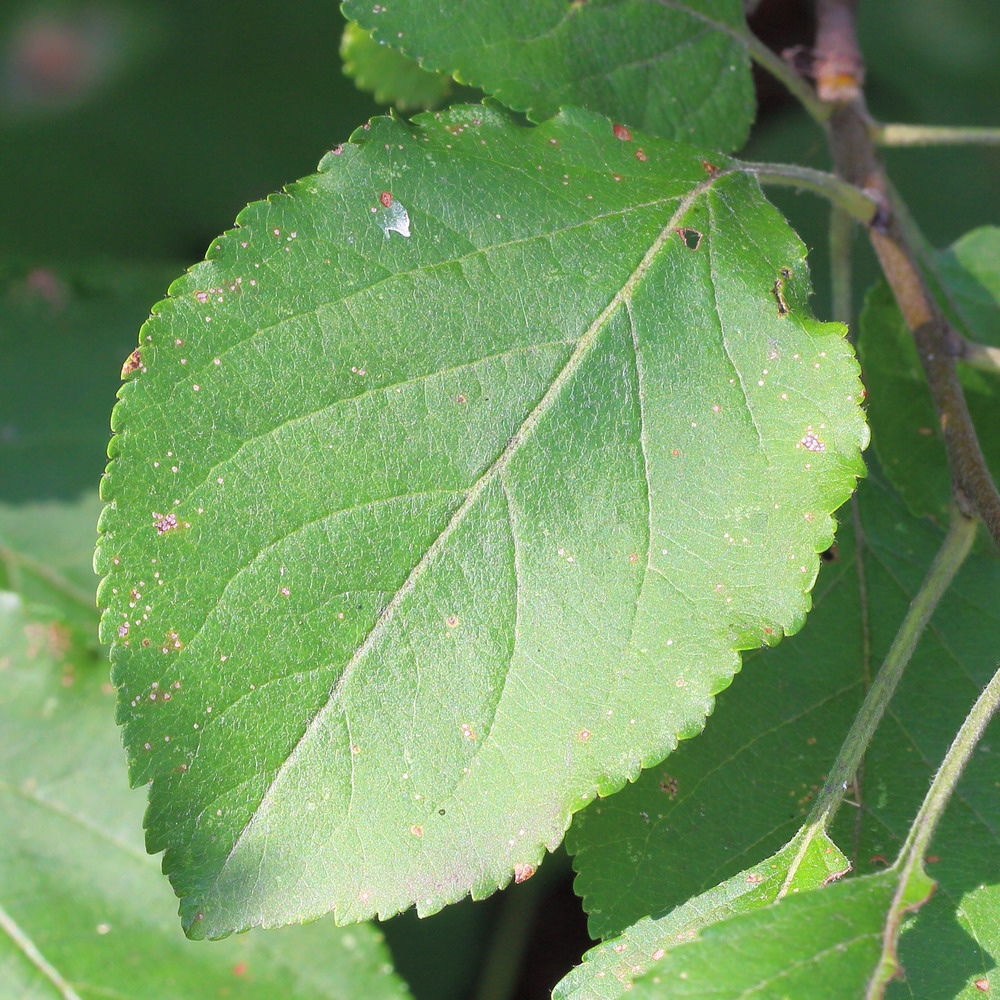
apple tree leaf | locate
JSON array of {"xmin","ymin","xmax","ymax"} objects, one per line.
[{"xmin": 96, "ymin": 104, "xmax": 866, "ymax": 938}]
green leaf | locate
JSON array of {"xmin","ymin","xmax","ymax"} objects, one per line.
[
  {"xmin": 0, "ymin": 262, "xmax": 178, "ymax": 502},
  {"xmin": 624, "ymin": 869, "xmax": 934, "ymax": 1000},
  {"xmin": 96, "ymin": 104, "xmax": 866, "ymax": 938},
  {"xmin": 567, "ymin": 482, "xmax": 866, "ymax": 940},
  {"xmin": 341, "ymin": 0, "xmax": 755, "ymax": 150},
  {"xmin": 341, "ymin": 20, "xmax": 452, "ymax": 111},
  {"xmin": 0, "ymin": 493, "xmax": 102, "ymax": 648},
  {"xmin": 859, "ymin": 226, "xmax": 1000, "ymax": 523},
  {"xmin": 554, "ymin": 832, "xmax": 850, "ymax": 999},
  {"xmin": 0, "ymin": 527, "xmax": 412, "ymax": 1000},
  {"xmin": 567, "ymin": 473, "xmax": 1000, "ymax": 996}
]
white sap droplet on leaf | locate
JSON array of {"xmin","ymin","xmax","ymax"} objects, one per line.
[{"xmin": 377, "ymin": 200, "xmax": 411, "ymax": 238}]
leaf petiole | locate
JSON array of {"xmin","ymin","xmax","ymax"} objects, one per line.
[
  {"xmin": 779, "ymin": 509, "xmax": 978, "ymax": 896},
  {"xmin": 741, "ymin": 161, "xmax": 880, "ymax": 224}
]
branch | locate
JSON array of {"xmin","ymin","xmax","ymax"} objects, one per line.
[
  {"xmin": 814, "ymin": 0, "xmax": 863, "ymax": 103},
  {"xmin": 816, "ymin": 0, "xmax": 1000, "ymax": 549}
]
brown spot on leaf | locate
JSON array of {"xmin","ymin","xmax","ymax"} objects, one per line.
[
  {"xmin": 514, "ymin": 863, "xmax": 536, "ymax": 883},
  {"xmin": 121, "ymin": 348, "xmax": 142, "ymax": 379}
]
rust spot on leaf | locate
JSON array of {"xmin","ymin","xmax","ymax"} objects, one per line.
[
  {"xmin": 514, "ymin": 863, "xmax": 536, "ymax": 883},
  {"xmin": 121, "ymin": 348, "xmax": 142, "ymax": 379}
]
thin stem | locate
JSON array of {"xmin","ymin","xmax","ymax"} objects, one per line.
[
  {"xmin": 779, "ymin": 512, "xmax": 977, "ymax": 896},
  {"xmin": 741, "ymin": 161, "xmax": 879, "ymax": 223},
  {"xmin": 865, "ymin": 662, "xmax": 1000, "ymax": 999},
  {"xmin": 829, "ymin": 205, "xmax": 855, "ymax": 326},
  {"xmin": 900, "ymin": 663, "xmax": 1000, "ymax": 876},
  {"xmin": 742, "ymin": 33, "xmax": 830, "ymax": 125},
  {"xmin": 848, "ymin": 495, "xmax": 872, "ymax": 866},
  {"xmin": 874, "ymin": 123, "xmax": 1000, "ymax": 148}
]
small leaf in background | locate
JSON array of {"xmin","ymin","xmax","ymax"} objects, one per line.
[
  {"xmin": 341, "ymin": 20, "xmax": 451, "ymax": 111},
  {"xmin": 626, "ymin": 869, "xmax": 934, "ymax": 1000},
  {"xmin": 554, "ymin": 831, "xmax": 849, "ymax": 999},
  {"xmin": 566, "ymin": 474, "xmax": 1000, "ymax": 997},
  {"xmin": 96, "ymin": 104, "xmax": 865, "ymax": 938},
  {"xmin": 0, "ymin": 262, "xmax": 178, "ymax": 502},
  {"xmin": 859, "ymin": 226, "xmax": 1000, "ymax": 524},
  {"xmin": 341, "ymin": 0, "xmax": 755, "ymax": 150},
  {"xmin": 0, "ymin": 504, "xmax": 412, "ymax": 1000}
]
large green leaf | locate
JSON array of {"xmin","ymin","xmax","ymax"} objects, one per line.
[
  {"xmin": 341, "ymin": 20, "xmax": 452, "ymax": 111},
  {"xmin": 341, "ymin": 0, "xmax": 755, "ymax": 151},
  {"xmin": 566, "ymin": 474, "xmax": 1000, "ymax": 996},
  {"xmin": 96, "ymin": 104, "xmax": 866, "ymax": 938},
  {"xmin": 859, "ymin": 226, "xmax": 1000, "ymax": 523},
  {"xmin": 0, "ymin": 513, "xmax": 411, "ymax": 1000}
]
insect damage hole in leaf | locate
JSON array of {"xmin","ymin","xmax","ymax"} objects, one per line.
[{"xmin": 96, "ymin": 105, "xmax": 867, "ymax": 939}]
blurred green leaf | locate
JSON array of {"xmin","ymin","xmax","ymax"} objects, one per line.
[
  {"xmin": 0, "ymin": 492, "xmax": 101, "ymax": 646},
  {"xmin": 0, "ymin": 517, "xmax": 412, "ymax": 1000},
  {"xmin": 341, "ymin": 0, "xmax": 755, "ymax": 150},
  {"xmin": 95, "ymin": 104, "xmax": 865, "ymax": 938},
  {"xmin": 0, "ymin": 261, "xmax": 177, "ymax": 501},
  {"xmin": 568, "ymin": 473, "xmax": 1000, "ymax": 996},
  {"xmin": 341, "ymin": 20, "xmax": 451, "ymax": 111},
  {"xmin": 859, "ymin": 226, "xmax": 1000, "ymax": 523}
]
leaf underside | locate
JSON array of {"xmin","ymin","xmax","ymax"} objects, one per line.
[
  {"xmin": 341, "ymin": 0, "xmax": 756, "ymax": 150},
  {"xmin": 97, "ymin": 104, "xmax": 866, "ymax": 938}
]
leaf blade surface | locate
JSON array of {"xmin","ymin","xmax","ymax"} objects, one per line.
[
  {"xmin": 0, "ymin": 502, "xmax": 411, "ymax": 1000},
  {"xmin": 566, "ymin": 473, "xmax": 1000, "ymax": 997},
  {"xmin": 97, "ymin": 105, "xmax": 866, "ymax": 937}
]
